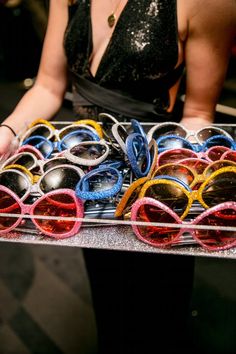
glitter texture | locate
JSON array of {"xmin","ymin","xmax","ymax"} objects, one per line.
[
  {"xmin": 1, "ymin": 225, "xmax": 236, "ymax": 260},
  {"xmin": 64, "ymin": 0, "xmax": 179, "ymax": 116}
]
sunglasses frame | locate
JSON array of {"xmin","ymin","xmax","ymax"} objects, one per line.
[
  {"xmin": 157, "ymin": 146, "xmax": 232, "ymax": 166},
  {"xmin": 131, "ymin": 197, "xmax": 236, "ymax": 251},
  {"xmin": 0, "ymin": 186, "xmax": 84, "ymax": 238},
  {"xmin": 0, "ymin": 164, "xmax": 85, "ymax": 199},
  {"xmin": 138, "ymin": 166, "xmax": 236, "ymax": 219},
  {"xmin": 147, "ymin": 122, "xmax": 233, "ymax": 144},
  {"xmin": 64, "ymin": 139, "xmax": 110, "ymax": 166},
  {"xmin": 153, "ymin": 160, "xmax": 236, "ymax": 189},
  {"xmin": 75, "ymin": 166, "xmax": 123, "ymax": 200}
]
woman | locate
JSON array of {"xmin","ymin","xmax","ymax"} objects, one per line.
[{"xmin": 0, "ymin": 1, "xmax": 235, "ymax": 353}]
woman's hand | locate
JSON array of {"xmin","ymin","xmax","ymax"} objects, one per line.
[
  {"xmin": 179, "ymin": 116, "xmax": 214, "ymax": 132},
  {"xmin": 0, "ymin": 127, "xmax": 19, "ymax": 159}
]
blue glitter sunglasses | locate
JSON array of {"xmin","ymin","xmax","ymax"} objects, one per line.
[
  {"xmin": 155, "ymin": 134, "xmax": 236, "ymax": 153},
  {"xmin": 75, "ymin": 166, "xmax": 123, "ymax": 201}
]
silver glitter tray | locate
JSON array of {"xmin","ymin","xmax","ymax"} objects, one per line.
[
  {"xmin": 0, "ymin": 121, "xmax": 236, "ymax": 259},
  {"xmin": 0, "ymin": 222, "xmax": 236, "ymax": 260}
]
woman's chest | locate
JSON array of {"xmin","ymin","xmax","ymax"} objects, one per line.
[{"xmin": 65, "ymin": 0, "xmax": 181, "ymax": 78}]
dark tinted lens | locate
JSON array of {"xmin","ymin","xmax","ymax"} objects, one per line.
[
  {"xmin": 28, "ymin": 126, "xmax": 51, "ymax": 138},
  {"xmin": 152, "ymin": 125, "xmax": 186, "ymax": 140},
  {"xmin": 0, "ymin": 190, "xmax": 21, "ymax": 229},
  {"xmin": 202, "ymin": 172, "xmax": 236, "ymax": 206},
  {"xmin": 135, "ymin": 204, "xmax": 180, "ymax": 246},
  {"xmin": 43, "ymin": 158, "xmax": 72, "ymax": 172},
  {"xmin": 205, "ymin": 161, "xmax": 236, "ymax": 177},
  {"xmin": 33, "ymin": 194, "xmax": 77, "ymax": 235},
  {"xmin": 40, "ymin": 167, "xmax": 81, "ymax": 193},
  {"xmin": 24, "ymin": 137, "xmax": 52, "ymax": 157},
  {"xmin": 70, "ymin": 144, "xmax": 105, "ymax": 160},
  {"xmin": 6, "ymin": 153, "xmax": 35, "ymax": 170},
  {"xmin": 86, "ymin": 171, "xmax": 119, "ymax": 193},
  {"xmin": 144, "ymin": 183, "xmax": 189, "ymax": 216},
  {"xmin": 197, "ymin": 128, "xmax": 225, "ymax": 142},
  {"xmin": 0, "ymin": 171, "xmax": 29, "ymax": 198},
  {"xmin": 62, "ymin": 131, "xmax": 96, "ymax": 149},
  {"xmin": 195, "ymin": 208, "xmax": 236, "ymax": 249}
]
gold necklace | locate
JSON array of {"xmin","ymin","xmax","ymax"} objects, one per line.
[{"xmin": 107, "ymin": 0, "xmax": 123, "ymax": 28}]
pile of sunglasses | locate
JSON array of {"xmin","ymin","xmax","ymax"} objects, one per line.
[{"xmin": 0, "ymin": 115, "xmax": 235, "ymax": 252}]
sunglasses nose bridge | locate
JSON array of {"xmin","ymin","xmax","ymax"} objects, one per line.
[{"xmin": 20, "ymin": 203, "xmax": 32, "ymax": 216}]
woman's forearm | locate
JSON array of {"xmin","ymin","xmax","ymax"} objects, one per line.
[{"xmin": 2, "ymin": 82, "xmax": 66, "ymax": 135}]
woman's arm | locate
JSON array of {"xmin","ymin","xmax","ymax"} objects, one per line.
[
  {"xmin": 0, "ymin": 0, "xmax": 69, "ymax": 154},
  {"xmin": 180, "ymin": 0, "xmax": 236, "ymax": 130}
]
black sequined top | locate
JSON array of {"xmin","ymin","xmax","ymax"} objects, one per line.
[{"xmin": 64, "ymin": 0, "xmax": 183, "ymax": 120}]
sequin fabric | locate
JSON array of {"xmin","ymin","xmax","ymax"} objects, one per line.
[{"xmin": 64, "ymin": 0, "xmax": 180, "ymax": 119}]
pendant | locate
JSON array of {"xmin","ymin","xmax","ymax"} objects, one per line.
[{"xmin": 108, "ymin": 13, "xmax": 116, "ymax": 28}]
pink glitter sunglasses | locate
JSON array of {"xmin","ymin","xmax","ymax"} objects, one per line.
[
  {"xmin": 0, "ymin": 186, "xmax": 84, "ymax": 239},
  {"xmin": 157, "ymin": 146, "xmax": 231, "ymax": 166},
  {"xmin": 131, "ymin": 197, "xmax": 236, "ymax": 251}
]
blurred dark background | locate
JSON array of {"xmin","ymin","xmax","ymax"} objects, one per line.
[{"xmin": 0, "ymin": 1, "xmax": 236, "ymax": 354}]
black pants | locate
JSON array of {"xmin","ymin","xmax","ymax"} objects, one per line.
[{"xmin": 83, "ymin": 248, "xmax": 195, "ymax": 354}]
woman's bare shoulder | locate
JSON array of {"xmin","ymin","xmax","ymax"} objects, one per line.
[
  {"xmin": 185, "ymin": 0, "xmax": 236, "ymax": 25},
  {"xmin": 179, "ymin": 0, "xmax": 236, "ymax": 40}
]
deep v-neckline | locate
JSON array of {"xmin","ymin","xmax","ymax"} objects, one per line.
[{"xmin": 87, "ymin": 0, "xmax": 130, "ymax": 79}]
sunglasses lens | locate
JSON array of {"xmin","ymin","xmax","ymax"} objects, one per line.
[
  {"xmin": 62, "ymin": 131, "xmax": 97, "ymax": 149},
  {"xmin": 58, "ymin": 125, "xmax": 82, "ymax": 139},
  {"xmin": 24, "ymin": 137, "xmax": 52, "ymax": 157},
  {"xmin": 158, "ymin": 137, "xmax": 194, "ymax": 151},
  {"xmin": 207, "ymin": 146, "xmax": 230, "ymax": 161},
  {"xmin": 155, "ymin": 165, "xmax": 195, "ymax": 186},
  {"xmin": 43, "ymin": 158, "xmax": 73, "ymax": 172},
  {"xmin": 86, "ymin": 171, "xmax": 119, "ymax": 193},
  {"xmin": 179, "ymin": 159, "xmax": 209, "ymax": 174},
  {"xmin": 0, "ymin": 190, "xmax": 21, "ymax": 230},
  {"xmin": 70, "ymin": 143, "xmax": 106, "ymax": 161},
  {"xmin": 143, "ymin": 183, "xmax": 189, "ymax": 216},
  {"xmin": 152, "ymin": 124, "xmax": 186, "ymax": 140},
  {"xmin": 205, "ymin": 161, "xmax": 236, "ymax": 177},
  {"xmin": 33, "ymin": 193, "xmax": 78, "ymax": 235},
  {"xmin": 134, "ymin": 204, "xmax": 180, "ymax": 246},
  {"xmin": 195, "ymin": 208, "xmax": 236, "ymax": 249},
  {"xmin": 27, "ymin": 125, "xmax": 51, "ymax": 139},
  {"xmin": 197, "ymin": 128, "xmax": 226, "ymax": 143},
  {"xmin": 0, "ymin": 171, "xmax": 29, "ymax": 198},
  {"xmin": 5, "ymin": 153, "xmax": 35, "ymax": 170},
  {"xmin": 158, "ymin": 149, "xmax": 196, "ymax": 166},
  {"xmin": 222, "ymin": 151, "xmax": 236, "ymax": 163},
  {"xmin": 40, "ymin": 167, "xmax": 81, "ymax": 193},
  {"xmin": 202, "ymin": 171, "xmax": 236, "ymax": 207}
]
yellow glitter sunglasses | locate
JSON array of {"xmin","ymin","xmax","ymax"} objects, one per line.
[{"xmin": 138, "ymin": 166, "xmax": 236, "ymax": 219}]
